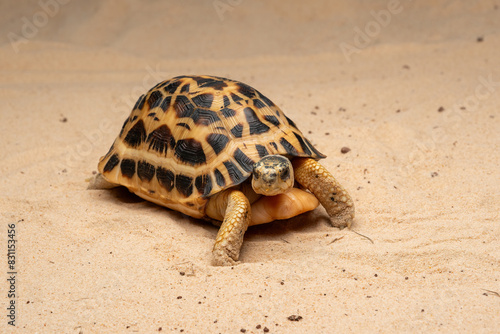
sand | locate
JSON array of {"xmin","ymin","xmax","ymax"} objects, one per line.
[{"xmin": 1, "ymin": 0, "xmax": 499, "ymax": 333}]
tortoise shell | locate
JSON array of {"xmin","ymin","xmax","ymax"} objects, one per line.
[{"xmin": 97, "ymin": 75, "xmax": 325, "ymax": 218}]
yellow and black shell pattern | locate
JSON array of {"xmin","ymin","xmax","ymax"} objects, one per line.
[{"xmin": 98, "ymin": 75, "xmax": 326, "ymax": 218}]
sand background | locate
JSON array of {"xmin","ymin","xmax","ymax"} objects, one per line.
[{"xmin": 1, "ymin": 0, "xmax": 499, "ymax": 333}]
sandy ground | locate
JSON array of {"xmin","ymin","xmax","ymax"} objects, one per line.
[{"xmin": 1, "ymin": 0, "xmax": 499, "ymax": 333}]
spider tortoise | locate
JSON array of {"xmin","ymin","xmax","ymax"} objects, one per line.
[{"xmin": 89, "ymin": 75, "xmax": 354, "ymax": 265}]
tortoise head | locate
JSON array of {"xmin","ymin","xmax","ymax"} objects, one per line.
[{"xmin": 252, "ymin": 155, "xmax": 294, "ymax": 196}]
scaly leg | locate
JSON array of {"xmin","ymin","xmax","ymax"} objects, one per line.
[
  {"xmin": 292, "ymin": 158, "xmax": 355, "ymax": 228},
  {"xmin": 206, "ymin": 190, "xmax": 251, "ymax": 266}
]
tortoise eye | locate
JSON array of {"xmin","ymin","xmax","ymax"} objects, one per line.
[{"xmin": 280, "ymin": 167, "xmax": 290, "ymax": 181}]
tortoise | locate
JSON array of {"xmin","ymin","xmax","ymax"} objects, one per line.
[{"xmin": 89, "ymin": 75, "xmax": 354, "ymax": 265}]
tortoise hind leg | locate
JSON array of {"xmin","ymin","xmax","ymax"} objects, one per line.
[
  {"xmin": 87, "ymin": 173, "xmax": 119, "ymax": 190},
  {"xmin": 206, "ymin": 190, "xmax": 251, "ymax": 266},
  {"xmin": 292, "ymin": 158, "xmax": 355, "ymax": 228}
]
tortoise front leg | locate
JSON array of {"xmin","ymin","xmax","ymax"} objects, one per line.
[
  {"xmin": 292, "ymin": 158, "xmax": 355, "ymax": 228},
  {"xmin": 206, "ymin": 190, "xmax": 251, "ymax": 266}
]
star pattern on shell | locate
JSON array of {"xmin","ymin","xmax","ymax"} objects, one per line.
[{"xmin": 98, "ymin": 75, "xmax": 325, "ymax": 217}]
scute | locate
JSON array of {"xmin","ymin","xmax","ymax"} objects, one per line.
[
  {"xmin": 123, "ymin": 120, "xmax": 147, "ymax": 148},
  {"xmin": 148, "ymin": 90, "xmax": 163, "ymax": 109},
  {"xmin": 97, "ymin": 75, "xmax": 326, "ymax": 218},
  {"xmin": 120, "ymin": 159, "xmax": 136, "ymax": 179},
  {"xmin": 147, "ymin": 124, "xmax": 175, "ymax": 155},
  {"xmin": 192, "ymin": 93, "xmax": 214, "ymax": 109},
  {"xmin": 174, "ymin": 139, "xmax": 206, "ymax": 165},
  {"xmin": 137, "ymin": 160, "xmax": 156, "ymax": 182}
]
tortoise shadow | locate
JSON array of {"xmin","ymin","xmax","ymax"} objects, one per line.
[
  {"xmin": 97, "ymin": 186, "xmax": 334, "ymax": 244},
  {"xmin": 243, "ymin": 210, "xmax": 332, "ymax": 241},
  {"xmin": 106, "ymin": 186, "xmax": 146, "ymax": 204},
  {"xmin": 101, "ymin": 186, "xmax": 214, "ymax": 231}
]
